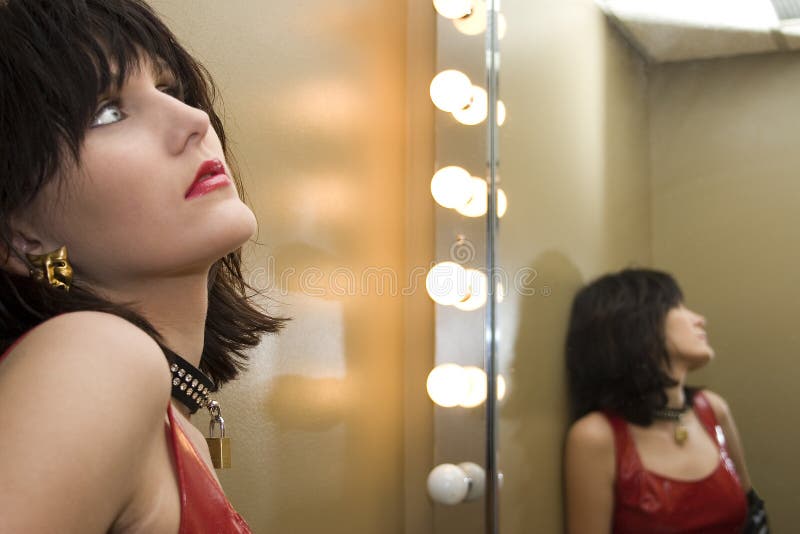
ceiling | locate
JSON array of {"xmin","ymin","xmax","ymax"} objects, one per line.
[{"xmin": 597, "ymin": 0, "xmax": 800, "ymax": 62}]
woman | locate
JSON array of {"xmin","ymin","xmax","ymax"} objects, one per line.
[
  {"xmin": 563, "ymin": 268, "xmax": 765, "ymax": 533},
  {"xmin": 0, "ymin": 1, "xmax": 283, "ymax": 532}
]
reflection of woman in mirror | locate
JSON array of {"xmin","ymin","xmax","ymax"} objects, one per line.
[
  {"xmin": 0, "ymin": 1, "xmax": 282, "ymax": 531},
  {"xmin": 564, "ymin": 269, "xmax": 766, "ymax": 533}
]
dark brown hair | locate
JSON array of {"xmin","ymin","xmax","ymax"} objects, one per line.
[
  {"xmin": 565, "ymin": 268, "xmax": 688, "ymax": 425},
  {"xmin": 0, "ymin": 0, "xmax": 284, "ymax": 385}
]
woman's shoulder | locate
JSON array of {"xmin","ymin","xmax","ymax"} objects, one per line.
[
  {"xmin": 0, "ymin": 310, "xmax": 172, "ymax": 429},
  {"xmin": 2, "ymin": 310, "xmax": 172, "ymax": 412},
  {"xmin": 566, "ymin": 411, "xmax": 615, "ymax": 450},
  {"xmin": 6, "ymin": 310, "xmax": 167, "ymax": 372},
  {"xmin": 0, "ymin": 311, "xmax": 174, "ymax": 531},
  {"xmin": 565, "ymin": 411, "xmax": 616, "ymax": 486}
]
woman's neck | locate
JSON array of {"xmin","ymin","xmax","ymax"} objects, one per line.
[
  {"xmin": 664, "ymin": 365, "xmax": 688, "ymax": 408},
  {"xmin": 94, "ymin": 273, "xmax": 210, "ymax": 368},
  {"xmin": 664, "ymin": 384, "xmax": 686, "ymax": 409}
]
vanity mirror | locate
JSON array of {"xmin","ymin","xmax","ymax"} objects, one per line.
[{"xmin": 492, "ymin": 1, "xmax": 799, "ymax": 532}]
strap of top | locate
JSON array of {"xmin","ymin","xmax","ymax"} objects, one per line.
[
  {"xmin": 603, "ymin": 410, "xmax": 643, "ymax": 477},
  {"xmin": 690, "ymin": 391, "xmax": 723, "ymax": 448}
]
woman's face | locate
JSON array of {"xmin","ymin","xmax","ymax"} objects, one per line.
[
  {"xmin": 664, "ymin": 303, "xmax": 714, "ymax": 370},
  {"xmin": 16, "ymin": 56, "xmax": 257, "ymax": 290}
]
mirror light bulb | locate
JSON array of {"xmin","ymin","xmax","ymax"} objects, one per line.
[
  {"xmin": 497, "ymin": 374, "xmax": 507, "ymax": 401},
  {"xmin": 427, "ymin": 364, "xmax": 469, "ymax": 407},
  {"xmin": 455, "ymin": 269, "xmax": 488, "ymax": 311},
  {"xmin": 427, "ymin": 463, "xmax": 470, "ymax": 505},
  {"xmin": 497, "ymin": 100, "xmax": 507, "ymax": 126},
  {"xmin": 432, "ymin": 0, "xmax": 473, "ymax": 19},
  {"xmin": 497, "ymin": 188, "xmax": 508, "ymax": 218},
  {"xmin": 456, "ymin": 177, "xmax": 488, "ymax": 217},
  {"xmin": 453, "ymin": 0, "xmax": 486, "ymax": 35},
  {"xmin": 431, "ymin": 166, "xmax": 473, "ymax": 209},
  {"xmin": 452, "ymin": 86, "xmax": 488, "ymax": 125},
  {"xmin": 498, "ymin": 13, "xmax": 507, "ymax": 39},
  {"xmin": 460, "ymin": 366, "xmax": 488, "ymax": 407},
  {"xmin": 430, "ymin": 70, "xmax": 473, "ymax": 112},
  {"xmin": 426, "ymin": 261, "xmax": 468, "ymax": 305}
]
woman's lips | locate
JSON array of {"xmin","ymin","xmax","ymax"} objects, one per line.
[{"xmin": 185, "ymin": 159, "xmax": 231, "ymax": 200}]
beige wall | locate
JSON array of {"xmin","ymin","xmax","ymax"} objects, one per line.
[
  {"xmin": 650, "ymin": 52, "xmax": 800, "ymax": 532},
  {"xmin": 496, "ymin": 0, "xmax": 651, "ymax": 532},
  {"xmin": 149, "ymin": 1, "xmax": 435, "ymax": 533}
]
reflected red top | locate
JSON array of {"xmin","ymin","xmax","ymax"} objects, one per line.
[
  {"xmin": 166, "ymin": 403, "xmax": 252, "ymax": 534},
  {"xmin": 0, "ymin": 333, "xmax": 252, "ymax": 534},
  {"xmin": 605, "ymin": 392, "xmax": 747, "ymax": 533}
]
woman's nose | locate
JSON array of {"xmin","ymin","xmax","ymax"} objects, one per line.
[
  {"xmin": 164, "ymin": 96, "xmax": 212, "ymax": 155},
  {"xmin": 694, "ymin": 312, "xmax": 706, "ymax": 326}
]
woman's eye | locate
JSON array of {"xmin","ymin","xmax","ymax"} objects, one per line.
[
  {"xmin": 91, "ymin": 103, "xmax": 126, "ymax": 128},
  {"xmin": 158, "ymin": 84, "xmax": 184, "ymax": 101}
]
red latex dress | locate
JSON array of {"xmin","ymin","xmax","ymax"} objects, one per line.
[
  {"xmin": 166, "ymin": 402, "xmax": 252, "ymax": 534},
  {"xmin": 0, "ymin": 334, "xmax": 252, "ymax": 533},
  {"xmin": 604, "ymin": 392, "xmax": 747, "ymax": 533}
]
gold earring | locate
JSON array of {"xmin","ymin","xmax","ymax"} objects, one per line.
[{"xmin": 26, "ymin": 245, "xmax": 73, "ymax": 291}]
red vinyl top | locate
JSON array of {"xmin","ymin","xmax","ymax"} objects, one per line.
[{"xmin": 605, "ymin": 392, "xmax": 747, "ymax": 533}]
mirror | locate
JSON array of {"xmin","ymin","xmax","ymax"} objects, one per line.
[{"xmin": 496, "ymin": 0, "xmax": 799, "ymax": 532}]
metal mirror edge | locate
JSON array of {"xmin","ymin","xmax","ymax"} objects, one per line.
[{"xmin": 484, "ymin": 1, "xmax": 500, "ymax": 533}]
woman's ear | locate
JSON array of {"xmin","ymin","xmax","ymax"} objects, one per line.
[{"xmin": 1, "ymin": 222, "xmax": 45, "ymax": 277}]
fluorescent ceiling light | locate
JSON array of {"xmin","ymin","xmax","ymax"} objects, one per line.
[{"xmin": 599, "ymin": 0, "xmax": 780, "ymax": 32}]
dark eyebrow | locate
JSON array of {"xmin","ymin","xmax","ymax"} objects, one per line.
[
  {"xmin": 148, "ymin": 56, "xmax": 176, "ymax": 80},
  {"xmin": 94, "ymin": 55, "xmax": 176, "ymax": 105}
]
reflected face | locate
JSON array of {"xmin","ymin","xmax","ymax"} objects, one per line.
[
  {"xmin": 664, "ymin": 303, "xmax": 714, "ymax": 370},
  {"xmin": 23, "ymin": 56, "xmax": 257, "ymax": 289}
]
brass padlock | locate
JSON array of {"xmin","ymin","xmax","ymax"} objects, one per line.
[{"xmin": 206, "ymin": 401, "xmax": 231, "ymax": 469}]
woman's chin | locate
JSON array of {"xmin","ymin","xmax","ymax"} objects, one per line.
[
  {"xmin": 687, "ymin": 351, "xmax": 714, "ymax": 371},
  {"xmin": 210, "ymin": 204, "xmax": 258, "ymax": 252}
]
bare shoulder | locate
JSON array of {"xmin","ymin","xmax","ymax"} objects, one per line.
[
  {"xmin": 0, "ymin": 311, "xmax": 172, "ymax": 532},
  {"xmin": 567, "ymin": 411, "xmax": 615, "ymax": 451},
  {"xmin": 564, "ymin": 411, "xmax": 616, "ymax": 533},
  {"xmin": 11, "ymin": 310, "xmax": 162, "ymax": 357}
]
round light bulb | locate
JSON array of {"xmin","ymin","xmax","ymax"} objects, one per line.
[
  {"xmin": 452, "ymin": 86, "xmax": 488, "ymax": 125},
  {"xmin": 497, "ymin": 100, "xmax": 507, "ymax": 126},
  {"xmin": 458, "ymin": 462, "xmax": 486, "ymax": 501},
  {"xmin": 460, "ymin": 366, "xmax": 488, "ymax": 407},
  {"xmin": 497, "ymin": 374, "xmax": 507, "ymax": 401},
  {"xmin": 497, "ymin": 188, "xmax": 508, "ymax": 218},
  {"xmin": 456, "ymin": 177, "xmax": 488, "ymax": 217},
  {"xmin": 427, "ymin": 364, "xmax": 469, "ymax": 407},
  {"xmin": 430, "ymin": 70, "xmax": 473, "ymax": 112},
  {"xmin": 427, "ymin": 463, "xmax": 470, "ymax": 505},
  {"xmin": 455, "ymin": 269, "xmax": 488, "ymax": 311},
  {"xmin": 432, "ymin": 0, "xmax": 473, "ymax": 19},
  {"xmin": 426, "ymin": 261, "xmax": 469, "ymax": 305},
  {"xmin": 453, "ymin": 0, "xmax": 486, "ymax": 35},
  {"xmin": 430, "ymin": 166, "xmax": 473, "ymax": 209}
]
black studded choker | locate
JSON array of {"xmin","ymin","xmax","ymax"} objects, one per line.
[
  {"xmin": 651, "ymin": 405, "xmax": 690, "ymax": 422},
  {"xmin": 168, "ymin": 352, "xmax": 217, "ymax": 414}
]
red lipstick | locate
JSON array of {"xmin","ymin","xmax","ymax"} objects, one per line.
[{"xmin": 185, "ymin": 159, "xmax": 231, "ymax": 200}]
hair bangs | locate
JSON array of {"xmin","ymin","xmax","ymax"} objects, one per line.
[{"xmin": 0, "ymin": 0, "xmax": 219, "ymax": 207}]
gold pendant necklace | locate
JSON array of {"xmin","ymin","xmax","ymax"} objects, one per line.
[
  {"xmin": 653, "ymin": 405, "xmax": 690, "ymax": 446},
  {"xmin": 673, "ymin": 421, "xmax": 689, "ymax": 445}
]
